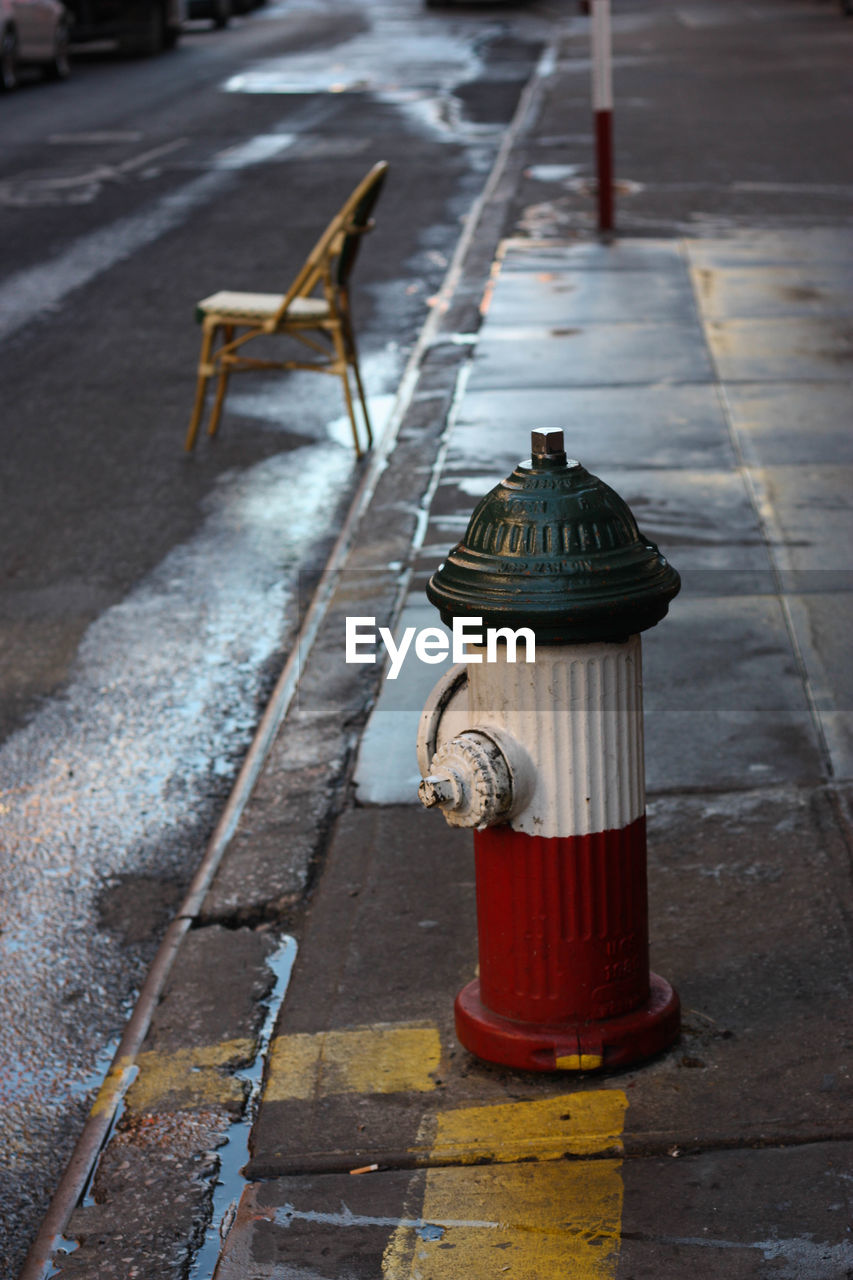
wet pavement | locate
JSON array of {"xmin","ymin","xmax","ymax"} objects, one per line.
[
  {"xmin": 26, "ymin": 1, "xmax": 853, "ymax": 1277},
  {"xmin": 231, "ymin": 227, "xmax": 851, "ymax": 1277},
  {"xmin": 0, "ymin": 0, "xmax": 553, "ymax": 1269},
  {"xmin": 357, "ymin": 231, "xmax": 853, "ymax": 798},
  {"xmin": 50, "ymin": 232, "xmax": 853, "ymax": 1277}
]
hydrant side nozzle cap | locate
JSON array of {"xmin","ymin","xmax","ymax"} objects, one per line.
[{"xmin": 426, "ymin": 445, "xmax": 680, "ymax": 643}]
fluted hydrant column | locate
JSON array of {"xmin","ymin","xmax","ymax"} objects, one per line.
[{"xmin": 418, "ymin": 429, "xmax": 681, "ymax": 1072}]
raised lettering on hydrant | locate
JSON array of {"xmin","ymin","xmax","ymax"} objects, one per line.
[{"xmin": 416, "ymin": 429, "xmax": 682, "ymax": 1073}]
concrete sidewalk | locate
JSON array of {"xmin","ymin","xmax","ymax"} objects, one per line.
[
  {"xmin": 202, "ymin": 232, "xmax": 853, "ymax": 1278},
  {"xmin": 51, "ymin": 231, "xmax": 853, "ymax": 1280}
]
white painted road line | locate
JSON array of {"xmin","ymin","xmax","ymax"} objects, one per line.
[{"xmin": 0, "ymin": 135, "xmax": 295, "ymax": 342}]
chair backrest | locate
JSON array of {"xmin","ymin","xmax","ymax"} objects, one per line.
[
  {"xmin": 336, "ymin": 161, "xmax": 388, "ymax": 289},
  {"xmin": 274, "ymin": 162, "xmax": 389, "ymax": 324}
]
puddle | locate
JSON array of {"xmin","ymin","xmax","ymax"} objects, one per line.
[
  {"xmin": 525, "ymin": 164, "xmax": 582, "ymax": 183},
  {"xmin": 220, "ymin": 6, "xmax": 508, "ymax": 144},
  {"xmin": 212, "ymin": 134, "xmax": 296, "ymax": 169},
  {"xmin": 188, "ymin": 935, "xmax": 298, "ymax": 1280},
  {"xmin": 223, "ymin": 29, "xmax": 483, "ymax": 98},
  {"xmin": 226, "ymin": 345, "xmax": 401, "ymax": 449},
  {"xmin": 47, "ymin": 1237, "xmax": 80, "ymax": 1278}
]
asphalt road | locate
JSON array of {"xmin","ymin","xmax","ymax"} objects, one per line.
[{"xmin": 0, "ymin": 2, "xmax": 549, "ymax": 1272}]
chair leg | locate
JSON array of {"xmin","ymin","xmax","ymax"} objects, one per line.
[
  {"xmin": 207, "ymin": 325, "xmax": 234, "ymax": 439},
  {"xmin": 185, "ymin": 323, "xmax": 217, "ymax": 452},
  {"xmin": 331, "ymin": 326, "xmax": 365, "ymax": 458},
  {"xmin": 339, "ymin": 295, "xmax": 373, "ymax": 449},
  {"xmin": 349, "ymin": 351, "xmax": 373, "ymax": 450}
]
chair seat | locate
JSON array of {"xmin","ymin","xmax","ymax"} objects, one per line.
[{"xmin": 196, "ymin": 291, "xmax": 331, "ymax": 324}]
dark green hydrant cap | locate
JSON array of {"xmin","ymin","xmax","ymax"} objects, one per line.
[{"xmin": 426, "ymin": 430, "xmax": 680, "ymax": 644}]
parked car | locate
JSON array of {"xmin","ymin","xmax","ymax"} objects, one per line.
[
  {"xmin": 64, "ymin": 0, "xmax": 183, "ymax": 54},
  {"xmin": 0, "ymin": 0, "xmax": 70, "ymax": 88},
  {"xmin": 184, "ymin": 0, "xmax": 255, "ymax": 29},
  {"xmin": 185, "ymin": 0, "xmax": 230, "ymax": 29}
]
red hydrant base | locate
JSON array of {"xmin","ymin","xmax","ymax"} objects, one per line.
[{"xmin": 455, "ymin": 972, "xmax": 680, "ymax": 1073}]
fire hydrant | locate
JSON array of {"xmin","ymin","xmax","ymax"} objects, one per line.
[{"xmin": 417, "ymin": 429, "xmax": 681, "ymax": 1072}]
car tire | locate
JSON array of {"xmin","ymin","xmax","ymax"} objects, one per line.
[
  {"xmin": 119, "ymin": 4, "xmax": 165, "ymax": 54},
  {"xmin": 45, "ymin": 20, "xmax": 71, "ymax": 79},
  {"xmin": 0, "ymin": 26, "xmax": 18, "ymax": 91}
]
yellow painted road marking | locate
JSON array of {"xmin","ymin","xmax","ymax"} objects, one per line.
[
  {"xmin": 555, "ymin": 1052, "xmax": 604, "ymax": 1070},
  {"xmin": 264, "ymin": 1022, "xmax": 442, "ymax": 1102},
  {"xmin": 383, "ymin": 1160, "xmax": 624, "ymax": 1280},
  {"xmin": 91, "ymin": 1055, "xmax": 136, "ymax": 1118},
  {"xmin": 112, "ymin": 1020, "xmax": 441, "ymax": 1116},
  {"xmin": 384, "ymin": 1090, "xmax": 627, "ymax": 1279},
  {"xmin": 123, "ymin": 1037, "xmax": 254, "ymax": 1113},
  {"xmin": 424, "ymin": 1090, "xmax": 627, "ymax": 1164}
]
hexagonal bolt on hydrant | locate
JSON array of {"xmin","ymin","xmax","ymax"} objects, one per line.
[{"xmin": 417, "ymin": 429, "xmax": 681, "ymax": 1072}]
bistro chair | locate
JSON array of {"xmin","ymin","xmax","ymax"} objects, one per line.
[{"xmin": 185, "ymin": 161, "xmax": 389, "ymax": 458}]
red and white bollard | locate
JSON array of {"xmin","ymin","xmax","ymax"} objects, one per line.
[
  {"xmin": 417, "ymin": 430, "xmax": 681, "ymax": 1072},
  {"xmin": 590, "ymin": 0, "xmax": 614, "ymax": 233}
]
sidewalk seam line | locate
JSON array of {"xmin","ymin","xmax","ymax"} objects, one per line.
[{"xmin": 245, "ymin": 1127, "xmax": 853, "ymax": 1183}]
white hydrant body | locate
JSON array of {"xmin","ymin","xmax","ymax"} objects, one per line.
[{"xmin": 417, "ymin": 430, "xmax": 681, "ymax": 1072}]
